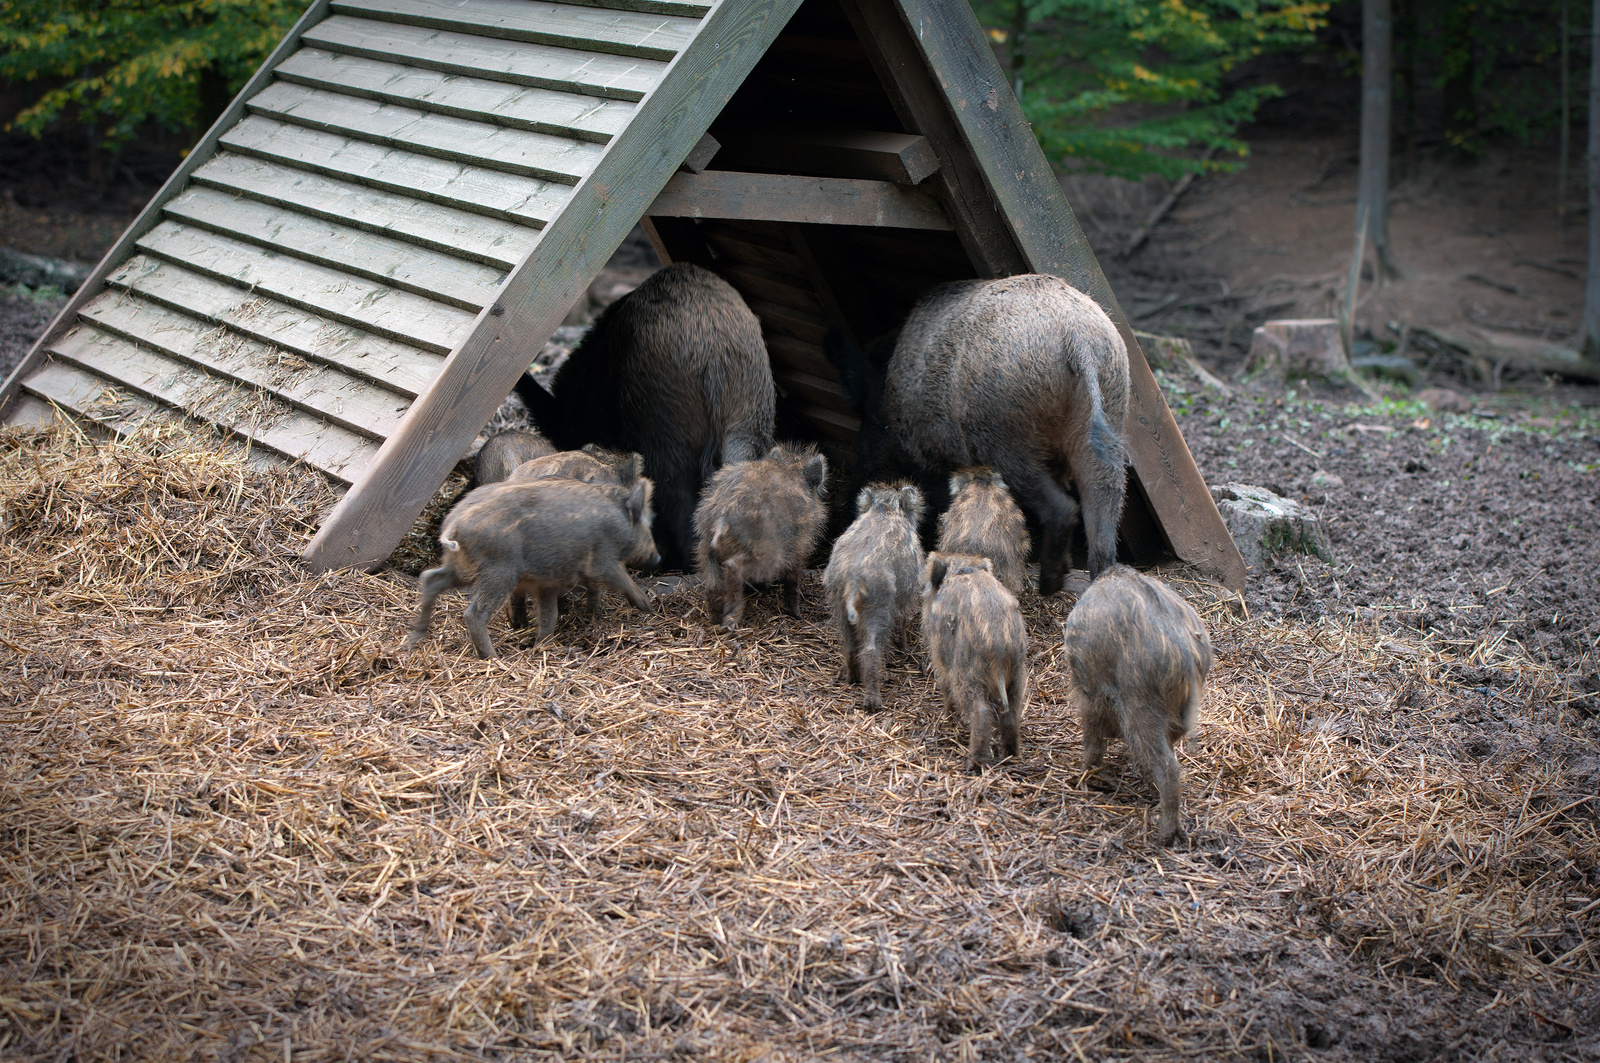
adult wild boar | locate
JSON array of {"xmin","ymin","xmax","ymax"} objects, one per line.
[
  {"xmin": 828, "ymin": 274, "xmax": 1129, "ymax": 591},
  {"xmin": 823, "ymin": 483, "xmax": 925, "ymax": 711},
  {"xmin": 921, "ymin": 552, "xmax": 1029, "ymax": 768},
  {"xmin": 1061, "ymin": 565, "xmax": 1211, "ymax": 846},
  {"xmin": 694, "ymin": 444, "xmax": 828, "ymax": 629},
  {"xmin": 511, "ymin": 263, "xmax": 775, "ymax": 571},
  {"xmin": 405, "ymin": 477, "xmax": 659, "ymax": 658}
]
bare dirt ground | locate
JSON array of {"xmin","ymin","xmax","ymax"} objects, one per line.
[{"xmin": 1, "ymin": 127, "xmax": 1597, "ymax": 1059}]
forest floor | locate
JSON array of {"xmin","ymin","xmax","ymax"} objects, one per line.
[{"xmin": 1, "ymin": 130, "xmax": 1597, "ymax": 1060}]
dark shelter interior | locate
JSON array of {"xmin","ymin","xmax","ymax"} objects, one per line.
[{"xmin": 633, "ymin": 0, "xmax": 1177, "ymax": 572}]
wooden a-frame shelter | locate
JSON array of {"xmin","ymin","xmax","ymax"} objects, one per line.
[{"xmin": 0, "ymin": 0, "xmax": 1247, "ymax": 588}]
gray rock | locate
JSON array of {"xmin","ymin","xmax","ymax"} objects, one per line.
[{"xmin": 1210, "ymin": 482, "xmax": 1331, "ymax": 573}]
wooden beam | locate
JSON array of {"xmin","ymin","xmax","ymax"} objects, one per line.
[
  {"xmin": 713, "ymin": 126, "xmax": 939, "ymax": 184},
  {"xmin": 679, "ymin": 132, "xmax": 722, "ymax": 173},
  {"xmin": 0, "ymin": 0, "xmax": 335, "ymax": 423},
  {"xmin": 303, "ymin": 0, "xmax": 808, "ymax": 571},
  {"xmin": 879, "ymin": 0, "xmax": 1247, "ymax": 589},
  {"xmin": 649, "ymin": 170, "xmax": 950, "ymax": 229}
]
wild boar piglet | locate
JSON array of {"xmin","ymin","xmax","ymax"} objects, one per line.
[
  {"xmin": 1061, "ymin": 565, "xmax": 1212, "ymax": 846},
  {"xmin": 921, "ymin": 551, "xmax": 1029, "ymax": 768},
  {"xmin": 475, "ymin": 427, "xmax": 556, "ymax": 486},
  {"xmin": 823, "ymin": 483, "xmax": 925, "ymax": 710},
  {"xmin": 695, "ymin": 443, "xmax": 827, "ymax": 629},
  {"xmin": 937, "ymin": 467, "xmax": 1030, "ymax": 596},
  {"xmin": 406, "ymin": 477, "xmax": 659, "ymax": 658}
]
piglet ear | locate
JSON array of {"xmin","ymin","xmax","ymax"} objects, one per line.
[
  {"xmin": 900, "ymin": 484, "xmax": 924, "ymax": 524},
  {"xmin": 978, "ymin": 557, "xmax": 994, "ymax": 573},
  {"xmin": 924, "ymin": 552, "xmax": 949, "ymax": 594},
  {"xmin": 948, "ymin": 469, "xmax": 970, "ymax": 495},
  {"xmin": 626, "ymin": 479, "xmax": 649, "ymax": 525},
  {"xmin": 619, "ymin": 452, "xmax": 643, "ymax": 486},
  {"xmin": 803, "ymin": 452, "xmax": 828, "ymax": 494},
  {"xmin": 856, "ymin": 486, "xmax": 874, "ymax": 516}
]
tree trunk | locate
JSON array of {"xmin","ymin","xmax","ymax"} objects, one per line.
[
  {"xmin": 1584, "ymin": 0, "xmax": 1600, "ymax": 358},
  {"xmin": 1358, "ymin": 0, "xmax": 1401, "ymax": 280}
]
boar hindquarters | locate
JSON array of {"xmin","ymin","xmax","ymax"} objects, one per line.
[
  {"xmin": 406, "ymin": 478, "xmax": 658, "ymax": 658},
  {"xmin": 824, "ymin": 484, "xmax": 925, "ymax": 711},
  {"xmin": 1062, "ymin": 565, "xmax": 1212, "ymax": 846},
  {"xmin": 922, "ymin": 553, "xmax": 1028, "ymax": 768},
  {"xmin": 695, "ymin": 444, "xmax": 827, "ymax": 629}
]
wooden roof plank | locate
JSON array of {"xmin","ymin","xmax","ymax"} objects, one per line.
[
  {"xmin": 135, "ymin": 221, "xmax": 477, "ymax": 355},
  {"xmin": 104, "ymin": 256, "xmax": 443, "ymax": 398},
  {"xmin": 163, "ymin": 185, "xmax": 506, "ymax": 311},
  {"xmin": 304, "ymin": 0, "xmax": 801, "ymax": 570},
  {"xmin": 650, "ymin": 170, "xmax": 951, "ymax": 229},
  {"xmin": 220, "ymin": 116, "xmax": 571, "ymax": 226},
  {"xmin": 248, "ymin": 81, "xmax": 603, "ymax": 184},
  {"xmin": 78, "ymin": 291, "xmax": 410, "ymax": 440},
  {"xmin": 549, "ymin": 0, "xmax": 710, "ymax": 19},
  {"xmin": 274, "ymin": 49, "xmax": 633, "ymax": 144},
  {"xmin": 2, "ymin": 392, "xmax": 63, "ymax": 428},
  {"xmin": 303, "ymin": 14, "xmax": 665, "ymax": 102},
  {"xmin": 332, "ymin": 0, "xmax": 699, "ymax": 62},
  {"xmin": 47, "ymin": 326, "xmax": 379, "ymax": 482},
  {"xmin": 193, "ymin": 153, "xmax": 538, "ymax": 271}
]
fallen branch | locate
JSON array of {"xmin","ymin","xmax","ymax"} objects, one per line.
[{"xmin": 1122, "ymin": 145, "xmax": 1219, "ymax": 258}]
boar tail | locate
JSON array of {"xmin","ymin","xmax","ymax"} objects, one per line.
[
  {"xmin": 845, "ymin": 583, "xmax": 866, "ymax": 625},
  {"xmin": 1179, "ymin": 659, "xmax": 1205, "ymax": 736},
  {"xmin": 1084, "ymin": 377, "xmax": 1128, "ymax": 476}
]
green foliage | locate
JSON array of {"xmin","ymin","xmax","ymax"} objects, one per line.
[
  {"xmin": 973, "ymin": 0, "xmax": 1327, "ymax": 179},
  {"xmin": 0, "ymin": 0, "xmax": 304, "ymax": 148}
]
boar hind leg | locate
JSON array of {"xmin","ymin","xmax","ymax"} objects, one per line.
[
  {"xmin": 462, "ymin": 573, "xmax": 515, "ymax": 658},
  {"xmin": 1068, "ymin": 450, "xmax": 1126, "ymax": 581},
  {"xmin": 1078, "ymin": 693, "xmax": 1117, "ymax": 774},
  {"xmin": 992, "ymin": 457, "xmax": 1082, "ymax": 596},
  {"xmin": 509, "ymin": 591, "xmax": 529, "ymax": 630},
  {"xmin": 857, "ymin": 617, "xmax": 886, "ymax": 712},
  {"xmin": 715, "ymin": 557, "xmax": 748, "ymax": 629},
  {"xmin": 406, "ymin": 565, "xmax": 464, "ymax": 649},
  {"xmin": 780, "ymin": 566, "xmax": 804, "ymax": 619},
  {"xmin": 533, "ymin": 587, "xmax": 562, "ymax": 641},
  {"xmin": 997, "ymin": 667, "xmax": 1026, "ymax": 761},
  {"xmin": 1124, "ymin": 717, "xmax": 1184, "ymax": 845},
  {"xmin": 837, "ymin": 617, "xmax": 860, "ymax": 685},
  {"xmin": 965, "ymin": 695, "xmax": 995, "ymax": 770}
]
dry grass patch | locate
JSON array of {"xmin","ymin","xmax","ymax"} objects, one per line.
[{"xmin": 1, "ymin": 425, "xmax": 1595, "ymax": 1061}]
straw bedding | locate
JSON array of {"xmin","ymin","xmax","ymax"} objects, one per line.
[{"xmin": 1, "ymin": 423, "xmax": 1596, "ymax": 1061}]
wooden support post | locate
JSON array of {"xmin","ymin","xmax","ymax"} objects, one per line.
[
  {"xmin": 713, "ymin": 126, "xmax": 940, "ymax": 184},
  {"xmin": 649, "ymin": 171, "xmax": 950, "ymax": 229}
]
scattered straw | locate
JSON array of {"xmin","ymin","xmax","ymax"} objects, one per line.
[{"xmin": 1, "ymin": 424, "xmax": 1595, "ymax": 1061}]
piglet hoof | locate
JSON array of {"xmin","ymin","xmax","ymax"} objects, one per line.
[
  {"xmin": 860, "ymin": 693, "xmax": 883, "ymax": 713},
  {"xmin": 1154, "ymin": 822, "xmax": 1187, "ymax": 848},
  {"xmin": 402, "ymin": 631, "xmax": 424, "ymax": 651}
]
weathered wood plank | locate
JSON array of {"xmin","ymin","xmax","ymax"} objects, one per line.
[
  {"xmin": 305, "ymin": 0, "xmax": 807, "ymax": 570},
  {"xmin": 221, "ymin": 116, "xmax": 571, "ymax": 226},
  {"xmin": 332, "ymin": 0, "xmax": 699, "ymax": 62},
  {"xmin": 885, "ymin": 0, "xmax": 1247, "ymax": 588},
  {"xmin": 23, "ymin": 359, "xmax": 186, "ymax": 435},
  {"xmin": 719, "ymin": 263, "xmax": 823, "ymax": 315},
  {"xmin": 749, "ymin": 301, "xmax": 829, "ymax": 345},
  {"xmin": 194, "ymin": 153, "xmax": 537, "ymax": 270},
  {"xmin": 2, "ymin": 393, "xmax": 60, "ymax": 427},
  {"xmin": 48, "ymin": 326, "xmax": 380, "ymax": 482},
  {"xmin": 554, "ymin": 0, "xmax": 710, "ymax": 18},
  {"xmin": 774, "ymin": 367, "xmax": 852, "ymax": 411},
  {"xmin": 274, "ymin": 49, "xmax": 633, "ymax": 145},
  {"xmin": 0, "ymin": 0, "xmax": 336, "ymax": 423},
  {"xmin": 136, "ymin": 221, "xmax": 477, "ymax": 355},
  {"xmin": 163, "ymin": 185, "xmax": 506, "ymax": 311},
  {"xmin": 303, "ymin": 15, "xmax": 665, "ymax": 102},
  {"xmin": 793, "ymin": 401, "xmax": 860, "ymax": 443},
  {"xmin": 248, "ymin": 82, "xmax": 603, "ymax": 184},
  {"xmin": 78, "ymin": 292, "xmax": 409, "ymax": 440},
  {"xmin": 702, "ymin": 228, "xmax": 806, "ymax": 276},
  {"xmin": 715, "ymin": 126, "xmax": 939, "ymax": 184},
  {"xmin": 765, "ymin": 333, "xmax": 837, "ymax": 378},
  {"xmin": 650, "ymin": 171, "xmax": 951, "ymax": 229},
  {"xmin": 105, "ymin": 256, "xmax": 443, "ymax": 398}
]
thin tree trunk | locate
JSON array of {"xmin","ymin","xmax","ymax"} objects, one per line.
[
  {"xmin": 1584, "ymin": 0, "xmax": 1600, "ymax": 357},
  {"xmin": 1358, "ymin": 0, "xmax": 1401, "ymax": 280},
  {"xmin": 1561, "ymin": 0, "xmax": 1571, "ymax": 225}
]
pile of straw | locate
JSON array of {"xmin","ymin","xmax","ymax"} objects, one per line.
[{"xmin": 1, "ymin": 424, "xmax": 1595, "ymax": 1061}]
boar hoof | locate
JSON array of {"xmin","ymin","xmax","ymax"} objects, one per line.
[{"xmin": 860, "ymin": 693, "xmax": 883, "ymax": 712}]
